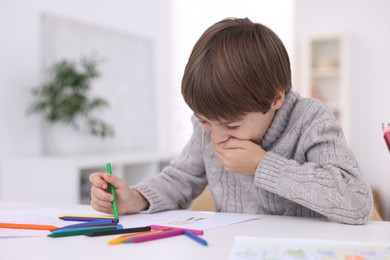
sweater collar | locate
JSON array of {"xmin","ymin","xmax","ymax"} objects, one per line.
[{"xmin": 260, "ymin": 90, "xmax": 299, "ymax": 149}]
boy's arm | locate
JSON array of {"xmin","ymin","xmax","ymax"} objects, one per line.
[
  {"xmin": 132, "ymin": 116, "xmax": 207, "ymax": 213},
  {"xmin": 255, "ymin": 118, "xmax": 373, "ymax": 225}
]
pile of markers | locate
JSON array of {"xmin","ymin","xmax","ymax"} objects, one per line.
[
  {"xmin": 48, "ymin": 214, "xmax": 208, "ymax": 246},
  {"xmin": 49, "ymin": 164, "xmax": 207, "ymax": 245},
  {"xmin": 48, "ymin": 214, "xmax": 121, "ymax": 238},
  {"xmin": 1, "ymin": 163, "xmax": 208, "ymax": 246}
]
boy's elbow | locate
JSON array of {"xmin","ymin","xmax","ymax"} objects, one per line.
[
  {"xmin": 337, "ymin": 195, "xmax": 374, "ymax": 225},
  {"xmin": 359, "ymin": 197, "xmax": 375, "ymax": 224}
]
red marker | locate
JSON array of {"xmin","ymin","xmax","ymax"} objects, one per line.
[{"xmin": 382, "ymin": 123, "xmax": 390, "ymax": 153}]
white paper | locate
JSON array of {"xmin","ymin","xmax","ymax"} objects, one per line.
[
  {"xmin": 0, "ymin": 208, "xmax": 258, "ymax": 238},
  {"xmin": 118, "ymin": 210, "xmax": 258, "ymax": 230}
]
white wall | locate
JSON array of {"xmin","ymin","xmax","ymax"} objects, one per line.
[
  {"xmin": 294, "ymin": 0, "xmax": 390, "ymax": 220},
  {"xmin": 3, "ymin": 0, "xmax": 389, "ymax": 220},
  {"xmin": 0, "ymin": 1, "xmax": 294, "ymax": 157},
  {"xmin": 0, "ymin": 0, "xmax": 171, "ymax": 157}
]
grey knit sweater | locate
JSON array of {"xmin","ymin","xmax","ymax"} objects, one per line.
[{"xmin": 134, "ymin": 90, "xmax": 373, "ymax": 224}]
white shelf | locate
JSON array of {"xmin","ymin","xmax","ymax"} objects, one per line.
[
  {"xmin": 311, "ymin": 67, "xmax": 339, "ymax": 78},
  {"xmin": 0, "ymin": 151, "xmax": 178, "ymax": 205},
  {"xmin": 300, "ymin": 33, "xmax": 351, "ymax": 142}
]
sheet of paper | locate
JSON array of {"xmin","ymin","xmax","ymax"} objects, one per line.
[
  {"xmin": 229, "ymin": 237, "xmax": 390, "ymax": 260},
  {"xmin": 0, "ymin": 208, "xmax": 258, "ymax": 238},
  {"xmin": 118, "ymin": 210, "xmax": 259, "ymax": 230}
]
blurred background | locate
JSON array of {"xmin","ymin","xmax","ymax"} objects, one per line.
[{"xmin": 1, "ymin": 0, "xmax": 390, "ymax": 219}]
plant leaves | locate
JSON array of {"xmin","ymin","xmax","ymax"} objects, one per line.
[{"xmin": 27, "ymin": 55, "xmax": 114, "ymax": 138}]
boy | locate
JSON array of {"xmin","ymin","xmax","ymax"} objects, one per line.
[{"xmin": 89, "ymin": 18, "xmax": 373, "ymax": 224}]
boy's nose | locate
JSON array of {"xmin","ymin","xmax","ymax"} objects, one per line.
[{"xmin": 210, "ymin": 129, "xmax": 229, "ymax": 144}]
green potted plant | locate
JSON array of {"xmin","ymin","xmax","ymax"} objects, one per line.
[{"xmin": 28, "ymin": 56, "xmax": 114, "ymax": 138}]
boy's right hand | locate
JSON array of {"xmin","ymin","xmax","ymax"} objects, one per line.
[{"xmin": 89, "ymin": 172, "xmax": 149, "ymax": 215}]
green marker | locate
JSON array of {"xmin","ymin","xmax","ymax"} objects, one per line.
[{"xmin": 106, "ymin": 163, "xmax": 119, "ymax": 220}]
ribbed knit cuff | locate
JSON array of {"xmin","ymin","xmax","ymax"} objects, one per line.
[
  {"xmin": 255, "ymin": 152, "xmax": 287, "ymax": 194},
  {"xmin": 132, "ymin": 184, "xmax": 165, "ymax": 213}
]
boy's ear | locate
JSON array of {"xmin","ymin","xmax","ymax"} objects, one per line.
[{"xmin": 270, "ymin": 89, "xmax": 285, "ymax": 111}]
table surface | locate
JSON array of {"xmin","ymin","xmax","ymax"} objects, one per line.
[{"xmin": 1, "ymin": 201, "xmax": 390, "ymax": 260}]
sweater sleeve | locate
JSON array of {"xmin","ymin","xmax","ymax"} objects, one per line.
[
  {"xmin": 132, "ymin": 116, "xmax": 207, "ymax": 213},
  {"xmin": 255, "ymin": 117, "xmax": 373, "ymax": 224}
]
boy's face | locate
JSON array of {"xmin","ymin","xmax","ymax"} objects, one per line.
[{"xmin": 196, "ymin": 111, "xmax": 276, "ymax": 145}]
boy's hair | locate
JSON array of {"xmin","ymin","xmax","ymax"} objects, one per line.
[{"xmin": 181, "ymin": 17, "xmax": 291, "ymax": 121}]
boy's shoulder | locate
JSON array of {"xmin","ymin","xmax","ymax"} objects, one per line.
[
  {"xmin": 294, "ymin": 93, "xmax": 333, "ymax": 116},
  {"xmin": 287, "ymin": 92, "xmax": 336, "ymax": 125}
]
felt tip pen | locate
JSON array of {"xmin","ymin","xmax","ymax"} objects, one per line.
[
  {"xmin": 150, "ymin": 225, "xmax": 204, "ymax": 235},
  {"xmin": 52, "ymin": 224, "xmax": 120, "ymax": 233},
  {"xmin": 124, "ymin": 229, "xmax": 184, "ymax": 243},
  {"xmin": 48, "ymin": 226, "xmax": 122, "ymax": 238},
  {"xmin": 59, "ymin": 216, "xmax": 119, "ymax": 222},
  {"xmin": 0, "ymin": 223, "xmax": 58, "ymax": 231},
  {"xmin": 51, "ymin": 224, "xmax": 122, "ymax": 233},
  {"xmin": 85, "ymin": 226, "xmax": 151, "ymax": 237},
  {"xmin": 384, "ymin": 132, "xmax": 390, "ymax": 152},
  {"xmin": 108, "ymin": 230, "xmax": 165, "ymax": 245},
  {"xmin": 52, "ymin": 219, "xmax": 117, "ymax": 231},
  {"xmin": 183, "ymin": 230, "xmax": 208, "ymax": 246},
  {"xmin": 58, "ymin": 214, "xmax": 118, "ymax": 222},
  {"xmin": 58, "ymin": 214, "xmax": 116, "ymax": 218},
  {"xmin": 106, "ymin": 163, "xmax": 119, "ymax": 219}
]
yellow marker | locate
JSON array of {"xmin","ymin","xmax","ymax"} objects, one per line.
[
  {"xmin": 58, "ymin": 214, "xmax": 115, "ymax": 219},
  {"xmin": 108, "ymin": 230, "xmax": 164, "ymax": 245}
]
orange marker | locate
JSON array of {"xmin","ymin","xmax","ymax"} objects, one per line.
[{"xmin": 0, "ymin": 223, "xmax": 58, "ymax": 231}]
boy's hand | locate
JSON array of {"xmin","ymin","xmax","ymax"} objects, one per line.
[
  {"xmin": 212, "ymin": 138, "xmax": 265, "ymax": 175},
  {"xmin": 89, "ymin": 172, "xmax": 149, "ymax": 215}
]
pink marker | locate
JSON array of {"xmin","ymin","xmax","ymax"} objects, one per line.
[
  {"xmin": 150, "ymin": 225, "xmax": 204, "ymax": 235},
  {"xmin": 124, "ymin": 229, "xmax": 184, "ymax": 243}
]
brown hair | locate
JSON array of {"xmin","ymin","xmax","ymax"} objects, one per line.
[{"xmin": 181, "ymin": 17, "xmax": 291, "ymax": 121}]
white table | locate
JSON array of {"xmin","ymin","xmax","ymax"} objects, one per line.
[{"xmin": 1, "ymin": 201, "xmax": 390, "ymax": 260}]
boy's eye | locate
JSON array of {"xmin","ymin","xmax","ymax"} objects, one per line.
[{"xmin": 226, "ymin": 125, "xmax": 240, "ymax": 130}]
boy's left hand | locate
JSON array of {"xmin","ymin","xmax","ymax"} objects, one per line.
[{"xmin": 212, "ymin": 138, "xmax": 265, "ymax": 175}]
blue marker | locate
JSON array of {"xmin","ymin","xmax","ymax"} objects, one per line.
[
  {"xmin": 183, "ymin": 230, "xmax": 208, "ymax": 246},
  {"xmin": 56, "ymin": 219, "xmax": 116, "ymax": 230},
  {"xmin": 52, "ymin": 225, "xmax": 123, "ymax": 234}
]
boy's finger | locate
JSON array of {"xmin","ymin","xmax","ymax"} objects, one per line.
[
  {"xmin": 91, "ymin": 185, "xmax": 114, "ymax": 202},
  {"xmin": 89, "ymin": 172, "xmax": 108, "ymax": 189},
  {"xmin": 102, "ymin": 173, "xmax": 126, "ymax": 190},
  {"xmin": 223, "ymin": 138, "xmax": 246, "ymax": 149}
]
